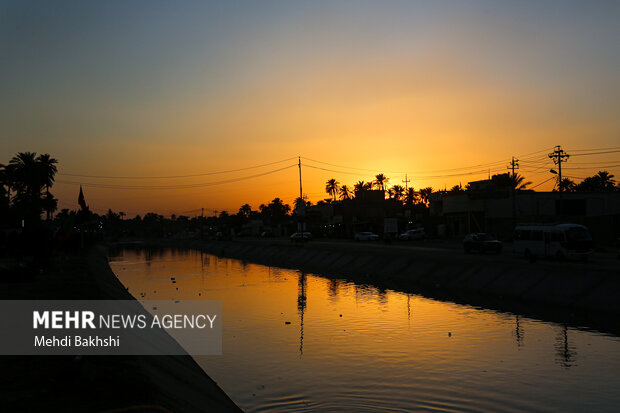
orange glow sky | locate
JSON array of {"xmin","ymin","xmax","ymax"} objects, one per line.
[{"xmin": 2, "ymin": 2, "xmax": 619, "ymax": 216}]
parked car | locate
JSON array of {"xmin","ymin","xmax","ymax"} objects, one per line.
[
  {"xmin": 463, "ymin": 233, "xmax": 502, "ymax": 254},
  {"xmin": 398, "ymin": 228, "xmax": 426, "ymax": 241},
  {"xmin": 290, "ymin": 232, "xmax": 312, "ymax": 243},
  {"xmin": 354, "ymin": 231, "xmax": 380, "ymax": 241}
]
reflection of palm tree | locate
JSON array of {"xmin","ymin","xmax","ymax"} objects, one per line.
[
  {"xmin": 325, "ymin": 178, "xmax": 340, "ymax": 201},
  {"xmin": 514, "ymin": 315, "xmax": 524, "ymax": 348},
  {"xmin": 554, "ymin": 323, "xmax": 577, "ymax": 369},
  {"xmin": 374, "ymin": 174, "xmax": 389, "ymax": 192},
  {"xmin": 339, "ymin": 185, "xmax": 352, "ymax": 200}
]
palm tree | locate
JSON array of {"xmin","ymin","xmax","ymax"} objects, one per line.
[
  {"xmin": 575, "ymin": 171, "xmax": 617, "ymax": 192},
  {"xmin": 595, "ymin": 171, "xmax": 616, "ymax": 191},
  {"xmin": 9, "ymin": 152, "xmax": 40, "ymax": 202},
  {"xmin": 558, "ymin": 178, "xmax": 576, "ymax": 192},
  {"xmin": 511, "ymin": 173, "xmax": 532, "ymax": 190},
  {"xmin": 36, "ymin": 154, "xmax": 58, "ymax": 193},
  {"xmin": 37, "ymin": 154, "xmax": 58, "ymax": 219},
  {"xmin": 449, "ymin": 184, "xmax": 462, "ymax": 193},
  {"xmin": 391, "ymin": 185, "xmax": 405, "ymax": 201},
  {"xmin": 419, "ymin": 187, "xmax": 433, "ymax": 206},
  {"xmin": 405, "ymin": 187, "xmax": 418, "ymax": 207},
  {"xmin": 339, "ymin": 185, "xmax": 352, "ymax": 200},
  {"xmin": 374, "ymin": 174, "xmax": 389, "ymax": 192},
  {"xmin": 325, "ymin": 178, "xmax": 340, "ymax": 201},
  {"xmin": 491, "ymin": 173, "xmax": 531, "ymax": 190},
  {"xmin": 238, "ymin": 203, "xmax": 252, "ymax": 219}
]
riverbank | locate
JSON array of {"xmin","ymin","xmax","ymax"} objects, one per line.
[
  {"xmin": 140, "ymin": 237, "xmax": 620, "ymax": 334},
  {"xmin": 0, "ymin": 245, "xmax": 241, "ymax": 413}
]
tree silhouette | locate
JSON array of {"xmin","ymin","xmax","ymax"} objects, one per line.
[
  {"xmin": 373, "ymin": 174, "xmax": 389, "ymax": 192},
  {"xmin": 558, "ymin": 178, "xmax": 576, "ymax": 192},
  {"xmin": 339, "ymin": 185, "xmax": 352, "ymax": 200},
  {"xmin": 238, "ymin": 203, "xmax": 253, "ymax": 219},
  {"xmin": 575, "ymin": 171, "xmax": 616, "ymax": 192},
  {"xmin": 391, "ymin": 185, "xmax": 405, "ymax": 201},
  {"xmin": 354, "ymin": 180, "xmax": 372, "ymax": 196},
  {"xmin": 419, "ymin": 187, "xmax": 433, "ymax": 206},
  {"xmin": 37, "ymin": 153, "xmax": 58, "ymax": 219},
  {"xmin": 405, "ymin": 187, "xmax": 418, "ymax": 207},
  {"xmin": 325, "ymin": 178, "xmax": 340, "ymax": 201},
  {"xmin": 491, "ymin": 173, "xmax": 531, "ymax": 190}
]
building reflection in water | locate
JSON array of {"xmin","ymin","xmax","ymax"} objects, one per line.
[
  {"xmin": 297, "ymin": 272, "xmax": 307, "ymax": 357},
  {"xmin": 514, "ymin": 315, "xmax": 524, "ymax": 348},
  {"xmin": 555, "ymin": 323, "xmax": 577, "ymax": 369}
]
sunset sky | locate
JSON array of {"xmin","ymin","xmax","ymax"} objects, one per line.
[{"xmin": 2, "ymin": 1, "xmax": 619, "ymax": 216}]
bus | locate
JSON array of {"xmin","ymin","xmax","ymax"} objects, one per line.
[{"xmin": 514, "ymin": 223, "xmax": 593, "ymax": 261}]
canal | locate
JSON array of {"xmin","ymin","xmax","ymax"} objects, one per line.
[{"xmin": 109, "ymin": 247, "xmax": 620, "ymax": 412}]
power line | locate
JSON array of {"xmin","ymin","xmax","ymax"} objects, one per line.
[
  {"xmin": 570, "ymin": 150, "xmax": 620, "ymax": 157},
  {"xmin": 58, "ymin": 157, "xmax": 297, "ymax": 179},
  {"xmin": 568, "ymin": 146, "xmax": 620, "ymax": 152},
  {"xmin": 301, "ymin": 157, "xmax": 406, "ymax": 174},
  {"xmin": 529, "ymin": 176, "xmax": 556, "ymax": 190},
  {"xmin": 56, "ymin": 164, "xmax": 297, "ymax": 190}
]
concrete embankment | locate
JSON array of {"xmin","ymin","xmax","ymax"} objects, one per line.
[
  {"xmin": 1, "ymin": 245, "xmax": 241, "ymax": 413},
  {"xmin": 147, "ymin": 238, "xmax": 620, "ymax": 318}
]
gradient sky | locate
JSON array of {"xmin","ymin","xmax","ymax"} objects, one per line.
[{"xmin": 1, "ymin": 1, "xmax": 619, "ymax": 216}]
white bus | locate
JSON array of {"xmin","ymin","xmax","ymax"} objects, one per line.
[{"xmin": 514, "ymin": 223, "xmax": 593, "ymax": 261}]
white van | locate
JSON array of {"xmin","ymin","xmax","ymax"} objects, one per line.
[{"xmin": 514, "ymin": 223, "xmax": 593, "ymax": 261}]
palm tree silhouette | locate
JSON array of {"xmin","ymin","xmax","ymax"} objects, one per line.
[
  {"xmin": 325, "ymin": 178, "xmax": 340, "ymax": 201},
  {"xmin": 511, "ymin": 173, "xmax": 532, "ymax": 190},
  {"xmin": 558, "ymin": 178, "xmax": 576, "ymax": 192},
  {"xmin": 374, "ymin": 174, "xmax": 389, "ymax": 192},
  {"xmin": 419, "ymin": 187, "xmax": 433, "ymax": 206},
  {"xmin": 595, "ymin": 171, "xmax": 616, "ymax": 190},
  {"xmin": 339, "ymin": 185, "xmax": 352, "ymax": 200},
  {"xmin": 354, "ymin": 180, "xmax": 372, "ymax": 196},
  {"xmin": 238, "ymin": 203, "xmax": 252, "ymax": 218},
  {"xmin": 37, "ymin": 154, "xmax": 58, "ymax": 219},
  {"xmin": 405, "ymin": 187, "xmax": 418, "ymax": 207},
  {"xmin": 391, "ymin": 185, "xmax": 405, "ymax": 201}
]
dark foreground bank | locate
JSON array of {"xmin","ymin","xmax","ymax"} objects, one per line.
[
  {"xmin": 0, "ymin": 245, "xmax": 241, "ymax": 413},
  {"xmin": 143, "ymin": 237, "xmax": 620, "ymax": 335}
]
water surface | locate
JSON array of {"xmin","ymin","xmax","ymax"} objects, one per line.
[{"xmin": 109, "ymin": 247, "xmax": 620, "ymax": 412}]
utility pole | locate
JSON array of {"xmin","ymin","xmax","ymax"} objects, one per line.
[
  {"xmin": 298, "ymin": 156, "xmax": 303, "ymax": 199},
  {"xmin": 507, "ymin": 156, "xmax": 519, "ymax": 177},
  {"xmin": 548, "ymin": 145, "xmax": 569, "ymax": 192},
  {"xmin": 548, "ymin": 145, "xmax": 570, "ymax": 216},
  {"xmin": 297, "ymin": 156, "xmax": 304, "ymax": 234},
  {"xmin": 402, "ymin": 173, "xmax": 411, "ymax": 191},
  {"xmin": 508, "ymin": 156, "xmax": 520, "ymax": 223}
]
